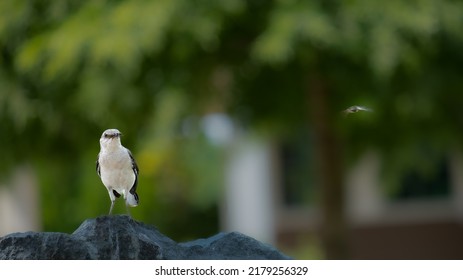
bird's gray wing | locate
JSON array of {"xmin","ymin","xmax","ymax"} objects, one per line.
[
  {"xmin": 359, "ymin": 106, "xmax": 373, "ymax": 112},
  {"xmin": 96, "ymin": 153, "xmax": 101, "ymax": 177},
  {"xmin": 127, "ymin": 149, "xmax": 139, "ymax": 195}
]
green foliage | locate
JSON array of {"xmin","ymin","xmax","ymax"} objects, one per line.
[{"xmin": 252, "ymin": 0, "xmax": 463, "ymax": 83}]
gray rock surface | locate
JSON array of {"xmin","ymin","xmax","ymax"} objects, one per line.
[{"xmin": 0, "ymin": 215, "xmax": 291, "ymax": 260}]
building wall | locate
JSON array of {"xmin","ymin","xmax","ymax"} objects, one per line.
[{"xmin": 0, "ymin": 166, "xmax": 41, "ymax": 236}]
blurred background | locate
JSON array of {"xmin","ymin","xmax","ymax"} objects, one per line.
[{"xmin": 1, "ymin": 0, "xmax": 463, "ymax": 259}]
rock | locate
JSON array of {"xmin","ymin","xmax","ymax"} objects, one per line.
[{"xmin": 0, "ymin": 215, "xmax": 291, "ymax": 260}]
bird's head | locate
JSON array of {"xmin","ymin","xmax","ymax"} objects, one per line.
[{"xmin": 100, "ymin": 128, "xmax": 122, "ymax": 149}]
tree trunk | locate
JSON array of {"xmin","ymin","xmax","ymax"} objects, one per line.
[{"xmin": 307, "ymin": 74, "xmax": 349, "ymax": 259}]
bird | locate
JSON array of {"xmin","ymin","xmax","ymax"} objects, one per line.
[
  {"xmin": 96, "ymin": 128, "xmax": 139, "ymax": 215},
  {"xmin": 342, "ymin": 105, "xmax": 373, "ymax": 116}
]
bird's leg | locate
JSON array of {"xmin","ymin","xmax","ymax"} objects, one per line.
[
  {"xmin": 109, "ymin": 200, "xmax": 115, "ymax": 215},
  {"xmin": 107, "ymin": 188, "xmax": 117, "ymax": 215},
  {"xmin": 125, "ymin": 201, "xmax": 131, "ymax": 217}
]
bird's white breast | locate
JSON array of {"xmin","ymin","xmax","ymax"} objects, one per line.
[{"xmin": 98, "ymin": 148, "xmax": 136, "ymax": 196}]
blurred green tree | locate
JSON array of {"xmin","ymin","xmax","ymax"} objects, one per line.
[{"xmin": 0, "ymin": 0, "xmax": 244, "ymax": 239}]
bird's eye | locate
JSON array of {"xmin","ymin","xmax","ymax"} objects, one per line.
[{"xmin": 104, "ymin": 133, "xmax": 108, "ymax": 137}]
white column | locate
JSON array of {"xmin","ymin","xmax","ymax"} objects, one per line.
[
  {"xmin": 346, "ymin": 150, "xmax": 385, "ymax": 225},
  {"xmin": 222, "ymin": 135, "xmax": 276, "ymax": 245}
]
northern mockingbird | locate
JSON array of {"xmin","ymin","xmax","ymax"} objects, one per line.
[{"xmin": 96, "ymin": 128, "xmax": 139, "ymax": 215}]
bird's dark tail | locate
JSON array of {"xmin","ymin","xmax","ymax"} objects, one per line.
[{"xmin": 126, "ymin": 191, "xmax": 139, "ymax": 207}]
